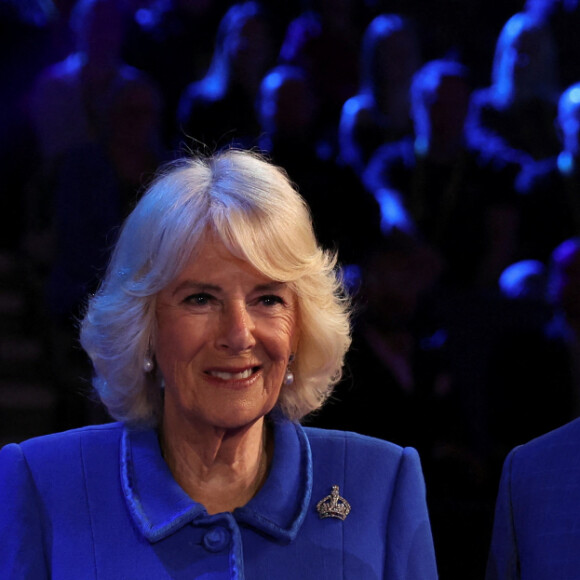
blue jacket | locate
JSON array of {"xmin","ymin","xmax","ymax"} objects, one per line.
[
  {"xmin": 0, "ymin": 419, "xmax": 437, "ymax": 579},
  {"xmin": 487, "ymin": 417, "xmax": 580, "ymax": 580}
]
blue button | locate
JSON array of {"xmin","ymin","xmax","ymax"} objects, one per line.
[{"xmin": 202, "ymin": 526, "xmax": 230, "ymax": 552}]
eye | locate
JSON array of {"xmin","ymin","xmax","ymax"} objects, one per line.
[
  {"xmin": 259, "ymin": 294, "xmax": 285, "ymax": 307},
  {"xmin": 184, "ymin": 292, "xmax": 213, "ymax": 306}
]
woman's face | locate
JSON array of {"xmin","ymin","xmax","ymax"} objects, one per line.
[{"xmin": 155, "ymin": 234, "xmax": 299, "ymax": 433}]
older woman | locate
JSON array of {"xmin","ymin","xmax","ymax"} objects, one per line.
[{"xmin": 0, "ymin": 150, "xmax": 437, "ymax": 579}]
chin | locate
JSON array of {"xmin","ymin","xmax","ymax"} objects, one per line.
[
  {"xmin": 208, "ymin": 415, "xmax": 266, "ymax": 433},
  {"xmin": 202, "ymin": 404, "xmax": 274, "ymax": 432}
]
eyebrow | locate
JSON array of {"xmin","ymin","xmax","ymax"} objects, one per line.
[{"xmin": 171, "ymin": 280, "xmax": 287, "ymax": 297}]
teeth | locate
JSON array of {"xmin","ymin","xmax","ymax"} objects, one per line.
[{"xmin": 209, "ymin": 368, "xmax": 254, "ymax": 380}]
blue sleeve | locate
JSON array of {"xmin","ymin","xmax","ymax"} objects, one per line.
[
  {"xmin": 486, "ymin": 449, "xmax": 520, "ymax": 580},
  {"xmin": 384, "ymin": 447, "xmax": 438, "ymax": 580},
  {"xmin": 0, "ymin": 444, "xmax": 48, "ymax": 579}
]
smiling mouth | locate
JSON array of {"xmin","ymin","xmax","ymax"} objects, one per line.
[{"xmin": 206, "ymin": 367, "xmax": 260, "ymax": 380}]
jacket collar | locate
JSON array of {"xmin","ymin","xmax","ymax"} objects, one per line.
[{"xmin": 121, "ymin": 417, "xmax": 312, "ymax": 543}]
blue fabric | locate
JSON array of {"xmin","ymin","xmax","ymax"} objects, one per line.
[
  {"xmin": 0, "ymin": 419, "xmax": 437, "ymax": 579},
  {"xmin": 487, "ymin": 417, "xmax": 580, "ymax": 580}
]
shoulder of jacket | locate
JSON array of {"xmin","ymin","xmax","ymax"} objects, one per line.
[
  {"xmin": 14, "ymin": 422, "xmax": 124, "ymax": 459},
  {"xmin": 302, "ymin": 426, "xmax": 408, "ymax": 459},
  {"xmin": 510, "ymin": 417, "xmax": 580, "ymax": 470}
]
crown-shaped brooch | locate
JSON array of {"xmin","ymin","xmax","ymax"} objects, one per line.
[{"xmin": 316, "ymin": 485, "xmax": 351, "ymax": 520}]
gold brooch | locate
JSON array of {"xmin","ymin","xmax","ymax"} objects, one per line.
[{"xmin": 316, "ymin": 485, "xmax": 351, "ymax": 520}]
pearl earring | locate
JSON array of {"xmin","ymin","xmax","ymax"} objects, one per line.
[
  {"xmin": 284, "ymin": 354, "xmax": 295, "ymax": 386},
  {"xmin": 143, "ymin": 356, "xmax": 154, "ymax": 373}
]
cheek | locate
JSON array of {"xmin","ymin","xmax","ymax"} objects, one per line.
[
  {"xmin": 278, "ymin": 312, "xmax": 299, "ymax": 352},
  {"xmin": 155, "ymin": 315, "xmax": 208, "ymax": 373},
  {"xmin": 259, "ymin": 314, "xmax": 298, "ymax": 360}
]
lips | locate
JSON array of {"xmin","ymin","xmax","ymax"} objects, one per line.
[{"xmin": 206, "ymin": 366, "xmax": 261, "ymax": 381}]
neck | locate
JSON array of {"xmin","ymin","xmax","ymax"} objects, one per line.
[{"xmin": 160, "ymin": 414, "xmax": 271, "ymax": 514}]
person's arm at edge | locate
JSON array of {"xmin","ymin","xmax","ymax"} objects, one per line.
[
  {"xmin": 486, "ymin": 447, "xmax": 520, "ymax": 580},
  {"xmin": 0, "ymin": 443, "xmax": 48, "ymax": 579}
]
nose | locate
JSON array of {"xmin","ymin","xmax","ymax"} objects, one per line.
[{"xmin": 216, "ymin": 302, "xmax": 256, "ymax": 352}]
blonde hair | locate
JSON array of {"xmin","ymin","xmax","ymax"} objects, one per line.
[{"xmin": 80, "ymin": 149, "xmax": 351, "ymax": 426}]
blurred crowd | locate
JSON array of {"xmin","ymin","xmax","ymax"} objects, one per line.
[{"xmin": 3, "ymin": 0, "xmax": 580, "ymax": 577}]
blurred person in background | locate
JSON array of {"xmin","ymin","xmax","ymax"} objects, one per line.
[
  {"xmin": 29, "ymin": 0, "xmax": 154, "ymax": 177},
  {"xmin": 123, "ymin": 0, "xmax": 225, "ymax": 143},
  {"xmin": 516, "ymin": 82, "xmax": 580, "ymax": 262},
  {"xmin": 365, "ymin": 59, "xmax": 519, "ymax": 290},
  {"xmin": 177, "ymin": 1, "xmax": 276, "ymax": 150},
  {"xmin": 257, "ymin": 64, "xmax": 382, "ymax": 265},
  {"xmin": 338, "ymin": 14, "xmax": 421, "ymax": 177},
  {"xmin": 465, "ymin": 12, "xmax": 560, "ymax": 174},
  {"xmin": 279, "ymin": 0, "xmax": 360, "ymax": 152}
]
